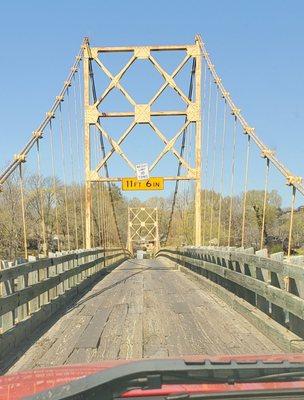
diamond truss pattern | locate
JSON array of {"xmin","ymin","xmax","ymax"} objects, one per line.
[
  {"xmin": 127, "ymin": 207, "xmax": 160, "ymax": 251},
  {"xmin": 84, "ymin": 41, "xmax": 202, "ymax": 182}
]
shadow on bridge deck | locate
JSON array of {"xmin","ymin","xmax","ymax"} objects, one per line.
[{"xmin": 6, "ymin": 259, "xmax": 283, "ymax": 374}]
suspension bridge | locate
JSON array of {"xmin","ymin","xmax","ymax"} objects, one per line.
[{"xmin": 1, "ymin": 35, "xmax": 304, "ymax": 373}]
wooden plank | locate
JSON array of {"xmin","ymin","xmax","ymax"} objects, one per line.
[
  {"xmin": 66, "ymin": 348, "xmax": 97, "ymax": 364},
  {"xmin": 94, "ymin": 303, "xmax": 128, "ymax": 360},
  {"xmin": 118, "ymin": 265, "xmax": 143, "ymax": 359},
  {"xmin": 7, "ymin": 311, "xmax": 78, "ymax": 373},
  {"xmin": 143, "ymin": 306, "xmax": 168, "ymax": 358},
  {"xmin": 118, "ymin": 313, "xmax": 143, "ymax": 359},
  {"xmin": 7, "ymin": 335, "xmax": 58, "ymax": 374},
  {"xmin": 155, "ymin": 288, "xmax": 195, "ymax": 357},
  {"xmin": 7, "ymin": 258, "xmax": 285, "ymax": 373},
  {"xmin": 160, "ymin": 270, "xmax": 219, "ymax": 355},
  {"xmin": 172, "ymin": 302, "xmax": 190, "ymax": 315},
  {"xmin": 36, "ymin": 315, "xmax": 91, "ymax": 367},
  {"xmin": 76, "ymin": 309, "xmax": 111, "ymax": 349},
  {"xmin": 142, "ymin": 270, "xmax": 169, "ymax": 358}
]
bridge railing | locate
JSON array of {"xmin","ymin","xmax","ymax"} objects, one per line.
[
  {"xmin": 0, "ymin": 247, "xmax": 129, "ymax": 361},
  {"xmin": 158, "ymin": 246, "xmax": 304, "ymax": 341}
]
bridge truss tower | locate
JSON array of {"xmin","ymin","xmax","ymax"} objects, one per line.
[
  {"xmin": 83, "ymin": 38, "xmax": 202, "ymax": 249},
  {"xmin": 127, "ymin": 207, "xmax": 160, "ymax": 254}
]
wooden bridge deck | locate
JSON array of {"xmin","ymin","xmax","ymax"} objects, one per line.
[{"xmin": 8, "ymin": 259, "xmax": 282, "ymax": 373}]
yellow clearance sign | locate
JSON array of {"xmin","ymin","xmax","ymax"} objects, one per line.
[{"xmin": 122, "ymin": 177, "xmax": 164, "ymax": 191}]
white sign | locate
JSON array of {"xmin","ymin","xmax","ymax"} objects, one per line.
[{"xmin": 136, "ymin": 163, "xmax": 149, "ymax": 180}]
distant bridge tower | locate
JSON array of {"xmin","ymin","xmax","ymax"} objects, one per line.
[{"xmin": 127, "ymin": 207, "xmax": 160, "ymax": 254}]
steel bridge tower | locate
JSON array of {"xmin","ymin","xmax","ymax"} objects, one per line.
[
  {"xmin": 83, "ymin": 38, "xmax": 202, "ymax": 249},
  {"xmin": 127, "ymin": 207, "xmax": 160, "ymax": 254}
]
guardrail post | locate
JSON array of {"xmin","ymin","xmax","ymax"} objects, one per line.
[
  {"xmin": 37, "ymin": 254, "xmax": 48, "ymax": 307},
  {"xmin": 48, "ymin": 252, "xmax": 57, "ymax": 301},
  {"xmin": 286, "ymin": 256, "xmax": 304, "ymax": 335},
  {"xmin": 28, "ymin": 255, "xmax": 39, "ymax": 313},
  {"xmin": 255, "ymin": 249, "xmax": 269, "ymax": 315},
  {"xmin": 0, "ymin": 260, "xmax": 14, "ymax": 333},
  {"xmin": 269, "ymin": 252, "xmax": 285, "ymax": 325},
  {"xmin": 75, "ymin": 251, "xmax": 80, "ymax": 284},
  {"xmin": 55, "ymin": 252, "xmax": 64, "ymax": 296},
  {"xmin": 15, "ymin": 258, "xmax": 28, "ymax": 323}
]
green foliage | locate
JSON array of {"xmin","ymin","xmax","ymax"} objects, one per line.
[
  {"xmin": 1, "ymin": 174, "xmax": 303, "ymax": 261},
  {"xmin": 0, "ymin": 174, "xmax": 126, "ymax": 260}
]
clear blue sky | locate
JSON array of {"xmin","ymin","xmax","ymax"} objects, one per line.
[{"xmin": 0, "ymin": 0, "xmax": 304, "ymax": 205}]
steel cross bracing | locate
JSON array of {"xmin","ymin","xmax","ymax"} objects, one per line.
[
  {"xmin": 84, "ymin": 43, "xmax": 201, "ymax": 180},
  {"xmin": 127, "ymin": 207, "xmax": 160, "ymax": 253},
  {"xmin": 83, "ymin": 39, "xmax": 202, "ymax": 248}
]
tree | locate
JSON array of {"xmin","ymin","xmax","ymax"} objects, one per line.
[{"xmin": 245, "ymin": 190, "xmax": 281, "ymax": 247}]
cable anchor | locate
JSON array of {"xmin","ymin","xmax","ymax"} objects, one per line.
[
  {"xmin": 14, "ymin": 153, "xmax": 26, "ymax": 163},
  {"xmin": 33, "ymin": 130, "xmax": 43, "ymax": 139},
  {"xmin": 243, "ymin": 125, "xmax": 254, "ymax": 135},
  {"xmin": 261, "ymin": 148, "xmax": 274, "ymax": 159},
  {"xmin": 287, "ymin": 175, "xmax": 302, "ymax": 186}
]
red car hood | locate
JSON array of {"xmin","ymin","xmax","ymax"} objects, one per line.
[{"xmin": 2, "ymin": 354, "xmax": 304, "ymax": 400}]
